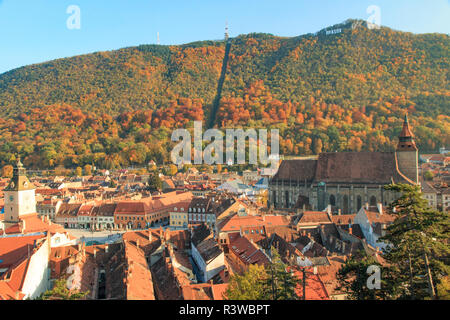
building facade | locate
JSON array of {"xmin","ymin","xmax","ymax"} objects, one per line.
[{"xmin": 269, "ymin": 116, "xmax": 417, "ymax": 214}]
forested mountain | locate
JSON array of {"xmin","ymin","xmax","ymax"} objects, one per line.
[{"xmin": 0, "ymin": 19, "xmax": 448, "ymax": 169}]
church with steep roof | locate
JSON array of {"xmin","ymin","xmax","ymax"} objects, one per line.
[{"xmin": 269, "ymin": 115, "xmax": 419, "ymax": 213}]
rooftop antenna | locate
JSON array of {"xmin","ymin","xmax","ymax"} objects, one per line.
[{"xmin": 157, "ymin": 32, "xmax": 160, "ymax": 45}]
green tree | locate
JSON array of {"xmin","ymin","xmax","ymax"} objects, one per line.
[
  {"xmin": 84, "ymin": 164, "xmax": 92, "ymax": 176},
  {"xmin": 423, "ymin": 170, "xmax": 434, "ymax": 181},
  {"xmin": 147, "ymin": 171, "xmax": 162, "ymax": 192},
  {"xmin": 36, "ymin": 278, "xmax": 89, "ymax": 300},
  {"xmin": 380, "ymin": 184, "xmax": 450, "ymax": 300},
  {"xmin": 225, "ymin": 264, "xmax": 268, "ymax": 300},
  {"xmin": 75, "ymin": 166, "xmax": 82, "ymax": 177},
  {"xmin": 163, "ymin": 164, "xmax": 177, "ymax": 176},
  {"xmin": 265, "ymin": 247, "xmax": 301, "ymax": 300},
  {"xmin": 336, "ymin": 253, "xmax": 395, "ymax": 300}
]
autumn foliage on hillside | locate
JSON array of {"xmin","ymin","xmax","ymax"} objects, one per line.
[{"xmin": 0, "ymin": 20, "xmax": 448, "ymax": 169}]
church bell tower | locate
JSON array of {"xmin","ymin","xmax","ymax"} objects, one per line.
[
  {"xmin": 3, "ymin": 157, "xmax": 36, "ymax": 223},
  {"xmin": 396, "ymin": 114, "xmax": 419, "ymax": 184}
]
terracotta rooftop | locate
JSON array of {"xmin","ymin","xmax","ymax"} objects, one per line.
[
  {"xmin": 1, "ymin": 213, "xmax": 66, "ymax": 236},
  {"xmin": 298, "ymin": 211, "xmax": 332, "ymax": 225},
  {"xmin": 124, "ymin": 241, "xmax": 155, "ymax": 300},
  {"xmin": 220, "ymin": 215, "xmax": 289, "ymax": 233},
  {"xmin": 273, "ymin": 151, "xmax": 413, "ymax": 185}
]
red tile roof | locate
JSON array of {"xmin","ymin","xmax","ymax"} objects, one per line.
[
  {"xmin": 124, "ymin": 241, "xmax": 155, "ymax": 300},
  {"xmin": 1, "ymin": 214, "xmax": 66, "ymax": 236},
  {"xmin": 0, "ymin": 234, "xmax": 47, "ymax": 300},
  {"xmin": 220, "ymin": 215, "xmax": 289, "ymax": 233},
  {"xmin": 294, "ymin": 268, "xmax": 330, "ymax": 300}
]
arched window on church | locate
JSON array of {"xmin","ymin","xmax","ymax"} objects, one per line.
[
  {"xmin": 285, "ymin": 191, "xmax": 290, "ymax": 208},
  {"xmin": 370, "ymin": 196, "xmax": 377, "ymax": 206},
  {"xmin": 329, "ymin": 195, "xmax": 336, "ymax": 206},
  {"xmin": 343, "ymin": 195, "xmax": 349, "ymax": 214},
  {"xmin": 357, "ymin": 196, "xmax": 362, "ymax": 211}
]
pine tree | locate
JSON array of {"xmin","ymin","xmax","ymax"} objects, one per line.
[
  {"xmin": 380, "ymin": 183, "xmax": 450, "ymax": 300},
  {"xmin": 264, "ymin": 247, "xmax": 301, "ymax": 300},
  {"xmin": 336, "ymin": 253, "xmax": 395, "ymax": 300}
]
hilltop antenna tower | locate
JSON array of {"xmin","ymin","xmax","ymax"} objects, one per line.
[
  {"xmin": 225, "ymin": 21, "xmax": 229, "ymax": 41},
  {"xmin": 157, "ymin": 32, "xmax": 160, "ymax": 45}
]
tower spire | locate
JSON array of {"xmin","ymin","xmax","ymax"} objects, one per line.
[
  {"xmin": 17, "ymin": 154, "xmax": 23, "ymax": 168},
  {"xmin": 397, "ymin": 112, "xmax": 417, "ymax": 150}
]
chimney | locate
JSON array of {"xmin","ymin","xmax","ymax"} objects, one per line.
[
  {"xmin": 349, "ymin": 225, "xmax": 352, "ymax": 235},
  {"xmin": 365, "ymin": 203, "xmax": 369, "ymax": 210},
  {"xmin": 105, "ymin": 244, "xmax": 109, "ymax": 253},
  {"xmin": 338, "ymin": 209, "xmax": 341, "ymax": 216},
  {"xmin": 136, "ymin": 239, "xmax": 140, "ymax": 249},
  {"xmin": 148, "ymin": 231, "xmax": 153, "ymax": 242},
  {"xmin": 377, "ymin": 203, "xmax": 383, "ymax": 215},
  {"xmin": 93, "ymin": 247, "xmax": 97, "ymax": 258}
]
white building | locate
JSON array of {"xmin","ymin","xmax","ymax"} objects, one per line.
[
  {"xmin": 3, "ymin": 158, "xmax": 37, "ymax": 223},
  {"xmin": 190, "ymin": 225, "xmax": 225, "ymax": 283},
  {"xmin": 354, "ymin": 204, "xmax": 396, "ymax": 251}
]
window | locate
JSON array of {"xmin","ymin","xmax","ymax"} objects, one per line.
[
  {"xmin": 328, "ymin": 194, "xmax": 335, "ymax": 206},
  {"xmin": 285, "ymin": 190, "xmax": 289, "ymax": 207},
  {"xmin": 343, "ymin": 195, "xmax": 349, "ymax": 214},
  {"xmin": 357, "ymin": 196, "xmax": 362, "ymax": 211},
  {"xmin": 370, "ymin": 196, "xmax": 377, "ymax": 206}
]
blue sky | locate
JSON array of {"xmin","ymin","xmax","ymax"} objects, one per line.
[{"xmin": 0, "ymin": 0, "xmax": 449, "ymax": 74}]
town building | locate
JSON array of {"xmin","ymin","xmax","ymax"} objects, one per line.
[
  {"xmin": 354, "ymin": 204, "xmax": 396, "ymax": 250},
  {"xmin": 169, "ymin": 201, "xmax": 191, "ymax": 229},
  {"xmin": 269, "ymin": 116, "xmax": 418, "ymax": 213},
  {"xmin": 190, "ymin": 224, "xmax": 225, "ymax": 283}
]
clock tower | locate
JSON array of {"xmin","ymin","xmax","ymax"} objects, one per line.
[{"xmin": 3, "ymin": 157, "xmax": 36, "ymax": 223}]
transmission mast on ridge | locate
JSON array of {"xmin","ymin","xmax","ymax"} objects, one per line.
[
  {"xmin": 225, "ymin": 21, "xmax": 229, "ymax": 41},
  {"xmin": 157, "ymin": 32, "xmax": 160, "ymax": 45}
]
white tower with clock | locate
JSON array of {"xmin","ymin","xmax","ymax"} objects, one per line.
[{"xmin": 3, "ymin": 158, "xmax": 36, "ymax": 223}]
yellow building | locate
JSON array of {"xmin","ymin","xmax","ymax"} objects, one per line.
[{"xmin": 169, "ymin": 201, "xmax": 191, "ymax": 229}]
